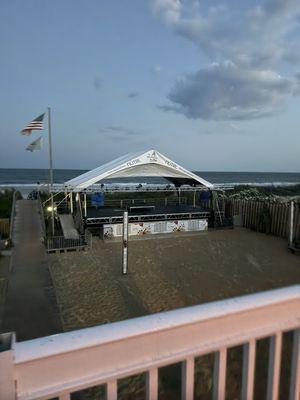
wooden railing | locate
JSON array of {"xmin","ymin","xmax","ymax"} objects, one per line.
[{"xmin": 0, "ymin": 285, "xmax": 299, "ymax": 399}]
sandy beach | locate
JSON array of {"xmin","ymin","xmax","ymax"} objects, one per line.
[{"xmin": 50, "ymin": 228, "xmax": 300, "ymax": 332}]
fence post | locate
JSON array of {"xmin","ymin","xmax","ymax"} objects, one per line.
[
  {"xmin": 289, "ymin": 201, "xmax": 294, "ymax": 246},
  {"xmin": 0, "ymin": 333, "xmax": 16, "ymax": 400}
]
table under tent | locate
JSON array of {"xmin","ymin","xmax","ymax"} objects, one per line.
[{"xmin": 49, "ymin": 149, "xmax": 232, "ymax": 240}]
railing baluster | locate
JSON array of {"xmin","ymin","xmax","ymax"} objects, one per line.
[
  {"xmin": 213, "ymin": 348, "xmax": 227, "ymax": 400},
  {"xmin": 289, "ymin": 329, "xmax": 300, "ymax": 400},
  {"xmin": 241, "ymin": 339, "xmax": 256, "ymax": 400},
  {"xmin": 59, "ymin": 393, "xmax": 70, "ymax": 400},
  {"xmin": 146, "ymin": 367, "xmax": 158, "ymax": 400},
  {"xmin": 267, "ymin": 332, "xmax": 282, "ymax": 400},
  {"xmin": 106, "ymin": 379, "xmax": 117, "ymax": 400},
  {"xmin": 181, "ymin": 357, "xmax": 194, "ymax": 400}
]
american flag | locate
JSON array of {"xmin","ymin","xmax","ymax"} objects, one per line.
[{"xmin": 20, "ymin": 113, "xmax": 45, "ymax": 135}]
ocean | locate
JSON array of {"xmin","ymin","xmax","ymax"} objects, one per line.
[{"xmin": 0, "ymin": 168, "xmax": 300, "ymax": 187}]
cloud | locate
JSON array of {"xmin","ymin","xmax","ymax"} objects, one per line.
[
  {"xmin": 151, "ymin": 0, "xmax": 181, "ymax": 24},
  {"xmin": 152, "ymin": 0, "xmax": 300, "ymax": 67},
  {"xmin": 93, "ymin": 76, "xmax": 102, "ymax": 90},
  {"xmin": 150, "ymin": 0, "xmax": 300, "ymax": 120},
  {"xmin": 151, "ymin": 65, "xmax": 162, "ymax": 74},
  {"xmin": 100, "ymin": 125, "xmax": 141, "ymax": 139},
  {"xmin": 160, "ymin": 62, "xmax": 299, "ymax": 120},
  {"xmin": 128, "ymin": 91, "xmax": 139, "ymax": 98}
]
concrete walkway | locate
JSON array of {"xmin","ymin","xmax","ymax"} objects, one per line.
[{"xmin": 2, "ymin": 200, "xmax": 61, "ymax": 341}]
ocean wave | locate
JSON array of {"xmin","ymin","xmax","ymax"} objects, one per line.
[{"xmin": 0, "ymin": 181, "xmax": 299, "ymax": 189}]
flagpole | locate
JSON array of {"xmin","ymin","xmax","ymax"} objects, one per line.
[{"xmin": 48, "ymin": 107, "xmax": 55, "ymax": 235}]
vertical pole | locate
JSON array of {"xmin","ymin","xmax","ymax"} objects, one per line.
[
  {"xmin": 266, "ymin": 332, "xmax": 282, "ymax": 400},
  {"xmin": 64, "ymin": 189, "xmax": 68, "ymax": 211},
  {"xmin": 289, "ymin": 201, "xmax": 294, "ymax": 246},
  {"xmin": 146, "ymin": 367, "xmax": 158, "ymax": 400},
  {"xmin": 70, "ymin": 192, "xmax": 73, "ymax": 214},
  {"xmin": 122, "ymin": 211, "xmax": 128, "ymax": 274},
  {"xmin": 59, "ymin": 394, "xmax": 70, "ymax": 400},
  {"xmin": 181, "ymin": 357, "xmax": 194, "ymax": 400},
  {"xmin": 289, "ymin": 329, "xmax": 300, "ymax": 400},
  {"xmin": 213, "ymin": 348, "xmax": 227, "ymax": 400},
  {"xmin": 193, "ymin": 190, "xmax": 196, "ymax": 208},
  {"xmin": 241, "ymin": 339, "xmax": 256, "ymax": 400},
  {"xmin": 48, "ymin": 107, "xmax": 55, "ymax": 235},
  {"xmin": 84, "ymin": 193, "xmax": 87, "ymax": 217},
  {"xmin": 106, "ymin": 380, "xmax": 118, "ymax": 400}
]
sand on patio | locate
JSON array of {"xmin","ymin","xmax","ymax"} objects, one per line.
[{"xmin": 49, "ymin": 228, "xmax": 300, "ymax": 332}]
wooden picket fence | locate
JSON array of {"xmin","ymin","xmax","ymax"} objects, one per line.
[
  {"xmin": 0, "ymin": 218, "xmax": 10, "ymax": 238},
  {"xmin": 225, "ymin": 199, "xmax": 300, "ymax": 241}
]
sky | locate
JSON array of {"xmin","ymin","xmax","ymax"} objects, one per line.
[{"xmin": 0, "ymin": 0, "xmax": 300, "ymax": 172}]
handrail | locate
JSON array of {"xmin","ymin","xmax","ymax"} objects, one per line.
[
  {"xmin": 15, "ymin": 284, "xmax": 300, "ymax": 362},
  {"xmin": 37, "ymin": 192, "xmax": 46, "ymax": 237},
  {"xmin": 1, "ymin": 284, "xmax": 299, "ymax": 400}
]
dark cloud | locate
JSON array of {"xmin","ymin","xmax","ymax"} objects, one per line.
[
  {"xmin": 128, "ymin": 91, "xmax": 139, "ymax": 98},
  {"xmin": 100, "ymin": 125, "xmax": 141, "ymax": 138},
  {"xmin": 160, "ymin": 62, "xmax": 299, "ymax": 120},
  {"xmin": 93, "ymin": 76, "xmax": 102, "ymax": 90}
]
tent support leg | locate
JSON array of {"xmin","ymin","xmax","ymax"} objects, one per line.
[
  {"xmin": 70, "ymin": 192, "xmax": 73, "ymax": 214},
  {"xmin": 84, "ymin": 193, "xmax": 87, "ymax": 217}
]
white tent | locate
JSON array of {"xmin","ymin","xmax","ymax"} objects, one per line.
[{"xmin": 65, "ymin": 149, "xmax": 213, "ymax": 191}]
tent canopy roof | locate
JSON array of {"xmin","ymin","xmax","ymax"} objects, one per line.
[{"xmin": 65, "ymin": 149, "xmax": 213, "ymax": 191}]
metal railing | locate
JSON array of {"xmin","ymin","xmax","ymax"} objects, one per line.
[
  {"xmin": 87, "ymin": 197, "xmax": 188, "ymax": 208},
  {"xmin": 46, "ymin": 230, "xmax": 92, "ymax": 252},
  {"xmin": 0, "ymin": 284, "xmax": 299, "ymax": 399},
  {"xmin": 37, "ymin": 192, "xmax": 46, "ymax": 237}
]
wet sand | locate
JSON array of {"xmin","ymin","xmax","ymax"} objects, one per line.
[{"xmin": 49, "ymin": 228, "xmax": 300, "ymax": 332}]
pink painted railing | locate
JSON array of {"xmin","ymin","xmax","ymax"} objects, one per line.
[{"xmin": 1, "ymin": 285, "xmax": 300, "ymax": 400}]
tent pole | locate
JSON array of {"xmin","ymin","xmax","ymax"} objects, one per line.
[
  {"xmin": 70, "ymin": 192, "xmax": 73, "ymax": 214},
  {"xmin": 84, "ymin": 193, "xmax": 87, "ymax": 217}
]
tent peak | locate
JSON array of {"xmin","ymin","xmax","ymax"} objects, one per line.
[{"xmin": 65, "ymin": 149, "xmax": 214, "ymax": 190}]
